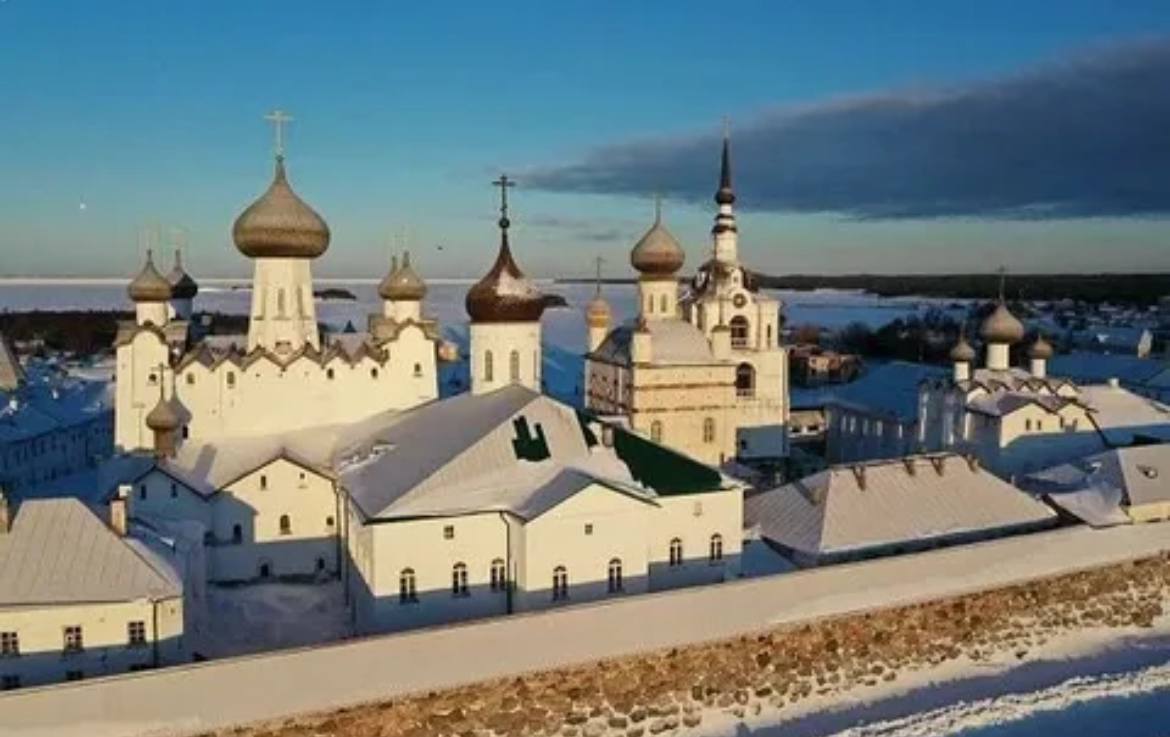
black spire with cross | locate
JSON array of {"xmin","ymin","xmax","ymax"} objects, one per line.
[{"xmin": 493, "ymin": 174, "xmax": 515, "ymax": 231}]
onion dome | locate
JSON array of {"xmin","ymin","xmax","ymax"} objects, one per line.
[
  {"xmin": 979, "ymin": 302, "xmax": 1025, "ymax": 345},
  {"xmin": 950, "ymin": 333, "xmax": 976, "ymax": 363},
  {"xmin": 1028, "ymin": 333, "xmax": 1054, "ymax": 360},
  {"xmin": 167, "ymin": 250, "xmax": 199, "ymax": 300},
  {"xmin": 631, "ymin": 208, "xmax": 685, "ymax": 277},
  {"xmin": 585, "ymin": 292, "xmax": 612, "ymax": 329},
  {"xmin": 232, "ymin": 156, "xmax": 330, "ymax": 259},
  {"xmin": 379, "ymin": 251, "xmax": 428, "ymax": 302},
  {"xmin": 128, "ymin": 250, "xmax": 173, "ymax": 303},
  {"xmin": 465, "ymin": 211, "xmax": 545, "ymax": 323},
  {"xmin": 145, "ymin": 394, "xmax": 180, "ymax": 433}
]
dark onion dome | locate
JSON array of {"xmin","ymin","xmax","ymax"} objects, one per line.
[
  {"xmin": 128, "ymin": 250, "xmax": 173, "ymax": 303},
  {"xmin": 979, "ymin": 302, "xmax": 1025, "ymax": 345},
  {"xmin": 465, "ymin": 218, "xmax": 545, "ymax": 323},
  {"xmin": 715, "ymin": 132, "xmax": 735, "ymax": 206},
  {"xmin": 145, "ymin": 394, "xmax": 180, "ymax": 432},
  {"xmin": 167, "ymin": 250, "xmax": 199, "ymax": 300},
  {"xmin": 379, "ymin": 250, "xmax": 428, "ymax": 302},
  {"xmin": 950, "ymin": 333, "xmax": 976, "ymax": 363},
  {"xmin": 630, "ymin": 212, "xmax": 685, "ymax": 277},
  {"xmin": 585, "ymin": 292, "xmax": 612, "ymax": 329},
  {"xmin": 232, "ymin": 156, "xmax": 330, "ymax": 259},
  {"xmin": 1028, "ymin": 333, "xmax": 1054, "ymax": 360}
]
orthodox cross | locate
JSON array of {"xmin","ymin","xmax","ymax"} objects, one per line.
[
  {"xmin": 264, "ymin": 109, "xmax": 294, "ymax": 157},
  {"xmin": 593, "ymin": 255, "xmax": 605, "ymax": 295},
  {"xmin": 493, "ymin": 174, "xmax": 515, "ymax": 220},
  {"xmin": 654, "ymin": 192, "xmax": 663, "ymax": 222},
  {"xmin": 997, "ymin": 266, "xmax": 1007, "ymax": 302}
]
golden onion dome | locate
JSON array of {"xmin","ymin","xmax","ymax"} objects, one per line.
[
  {"xmin": 979, "ymin": 302, "xmax": 1025, "ymax": 345},
  {"xmin": 379, "ymin": 251, "xmax": 427, "ymax": 302},
  {"xmin": 949, "ymin": 333, "xmax": 976, "ymax": 363},
  {"xmin": 128, "ymin": 250, "xmax": 173, "ymax": 303},
  {"xmin": 1028, "ymin": 334, "xmax": 1054, "ymax": 359},
  {"xmin": 465, "ymin": 216, "xmax": 545, "ymax": 323},
  {"xmin": 585, "ymin": 292, "xmax": 612, "ymax": 328},
  {"xmin": 145, "ymin": 395, "xmax": 181, "ymax": 432},
  {"xmin": 630, "ymin": 213, "xmax": 684, "ymax": 277},
  {"xmin": 232, "ymin": 156, "xmax": 330, "ymax": 259}
]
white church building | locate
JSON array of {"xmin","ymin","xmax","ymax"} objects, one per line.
[{"xmin": 585, "ymin": 133, "xmax": 789, "ymax": 469}]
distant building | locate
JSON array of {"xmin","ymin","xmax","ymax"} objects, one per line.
[
  {"xmin": 825, "ymin": 362, "xmax": 948, "ymax": 464},
  {"xmin": 788, "ymin": 345, "xmax": 861, "ymax": 387},
  {"xmin": 1049, "ymin": 353, "xmax": 1170, "ymax": 403},
  {"xmin": 1021, "ymin": 444, "xmax": 1170, "ymax": 526},
  {"xmin": 0, "ymin": 493, "xmax": 187, "ymax": 690},
  {"xmin": 745, "ymin": 453, "xmax": 1056, "ymax": 567},
  {"xmin": 585, "ymin": 132, "xmax": 789, "ymax": 467},
  {"xmin": 1069, "ymin": 325, "xmax": 1153, "ymax": 358},
  {"xmin": 0, "ymin": 343, "xmax": 112, "ymax": 495}
]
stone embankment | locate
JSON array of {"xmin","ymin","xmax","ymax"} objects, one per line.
[{"xmin": 210, "ymin": 554, "xmax": 1170, "ymax": 737}]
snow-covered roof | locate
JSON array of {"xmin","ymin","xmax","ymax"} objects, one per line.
[
  {"xmin": 826, "ymin": 362, "xmax": 947, "ymax": 422},
  {"xmin": 592, "ymin": 319, "xmax": 716, "ymax": 365},
  {"xmin": 1079, "ymin": 384, "xmax": 1170, "ymax": 445},
  {"xmin": 0, "ymin": 363, "xmax": 111, "ymax": 444},
  {"xmin": 745, "ymin": 453, "xmax": 1055, "ymax": 559},
  {"xmin": 966, "ymin": 391, "xmax": 1073, "ymax": 418},
  {"xmin": 0, "ymin": 498, "xmax": 182, "ymax": 606},
  {"xmin": 1050, "ymin": 353, "xmax": 1168, "ymax": 386},
  {"xmin": 1021, "ymin": 444, "xmax": 1170, "ymax": 526}
]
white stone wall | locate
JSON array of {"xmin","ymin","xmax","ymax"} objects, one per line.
[
  {"xmin": 115, "ymin": 331, "xmax": 170, "ymax": 451},
  {"xmin": 0, "ymin": 596, "xmax": 184, "ymax": 689},
  {"xmin": 469, "ymin": 322, "xmax": 541, "ymax": 395},
  {"xmin": 247, "ymin": 258, "xmax": 319, "ymax": 354}
]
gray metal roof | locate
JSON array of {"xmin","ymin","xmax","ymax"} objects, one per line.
[
  {"xmin": 745, "ymin": 454, "xmax": 1055, "ymax": 558},
  {"xmin": 0, "ymin": 498, "xmax": 182, "ymax": 606},
  {"xmin": 827, "ymin": 362, "xmax": 947, "ymax": 422},
  {"xmin": 1020, "ymin": 444, "xmax": 1170, "ymax": 526},
  {"xmin": 592, "ymin": 319, "xmax": 716, "ymax": 366}
]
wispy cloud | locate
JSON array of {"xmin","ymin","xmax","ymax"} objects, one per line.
[{"xmin": 527, "ymin": 38, "xmax": 1170, "ymax": 219}]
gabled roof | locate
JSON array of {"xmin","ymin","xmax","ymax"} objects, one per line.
[
  {"xmin": 745, "ymin": 454, "xmax": 1055, "ymax": 558},
  {"xmin": 828, "ymin": 361, "xmax": 947, "ymax": 422},
  {"xmin": 592, "ymin": 319, "xmax": 716, "ymax": 366},
  {"xmin": 0, "ymin": 498, "xmax": 181, "ymax": 606},
  {"xmin": 1021, "ymin": 444, "xmax": 1170, "ymax": 525},
  {"xmin": 1078, "ymin": 384, "xmax": 1170, "ymax": 446}
]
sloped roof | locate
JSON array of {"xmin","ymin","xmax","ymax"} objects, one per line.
[
  {"xmin": 592, "ymin": 319, "xmax": 716, "ymax": 366},
  {"xmin": 745, "ymin": 454, "xmax": 1055, "ymax": 558},
  {"xmin": 1079, "ymin": 384, "xmax": 1170, "ymax": 445},
  {"xmin": 0, "ymin": 498, "xmax": 181, "ymax": 606},
  {"xmin": 1021, "ymin": 444, "xmax": 1170, "ymax": 525},
  {"xmin": 827, "ymin": 362, "xmax": 948, "ymax": 422},
  {"xmin": 1050, "ymin": 353, "xmax": 1168, "ymax": 386}
]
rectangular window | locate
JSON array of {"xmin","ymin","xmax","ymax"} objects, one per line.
[
  {"xmin": 584, "ymin": 523, "xmax": 593, "ymax": 536},
  {"xmin": 259, "ymin": 474, "xmax": 267, "ymax": 491},
  {"xmin": 63, "ymin": 626, "xmax": 83, "ymax": 653},
  {"xmin": 0, "ymin": 632, "xmax": 17, "ymax": 657},
  {"xmin": 443, "ymin": 525, "xmax": 454, "ymax": 540},
  {"xmin": 127, "ymin": 621, "xmax": 147, "ymax": 647}
]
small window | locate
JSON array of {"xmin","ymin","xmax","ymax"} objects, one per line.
[
  {"xmin": 552, "ymin": 566, "xmax": 569, "ymax": 601},
  {"xmin": 396, "ymin": 568, "xmax": 417, "ymax": 603},
  {"xmin": 316, "ymin": 557, "xmax": 326, "ymax": 572},
  {"xmin": 279, "ymin": 514, "xmax": 291, "ymax": 535},
  {"xmin": 509, "ymin": 350, "xmax": 520, "ymax": 382},
  {"xmin": 413, "ymin": 363, "xmax": 423, "ymax": 377},
  {"xmin": 139, "ymin": 484, "xmax": 147, "ymax": 501},
  {"xmin": 693, "ymin": 501, "xmax": 703, "ymax": 517},
  {"xmin": 484, "ymin": 351, "xmax": 494, "ymax": 382},
  {"xmin": 703, "ymin": 417, "xmax": 716, "ymax": 444},
  {"xmin": 709, "ymin": 534, "xmax": 724, "ymax": 563},
  {"xmin": 232, "ymin": 524, "xmax": 243, "ymax": 544},
  {"xmin": 370, "ymin": 368, "xmax": 379, "ymax": 379},
  {"xmin": 1025, "ymin": 419, "xmax": 1033, "ymax": 432},
  {"xmin": 730, "ymin": 316, "xmax": 750, "ymax": 348},
  {"xmin": 0, "ymin": 675, "xmax": 19, "ymax": 691},
  {"xmin": 226, "ymin": 371, "xmax": 236, "ymax": 388},
  {"xmin": 443, "ymin": 524, "xmax": 454, "ymax": 540},
  {"xmin": 669, "ymin": 538, "xmax": 683, "ymax": 567},
  {"xmin": 607, "ymin": 558, "xmax": 623, "ymax": 593},
  {"xmin": 185, "ymin": 373, "xmax": 195, "ymax": 386},
  {"xmin": 584, "ymin": 523, "xmax": 593, "ymax": 536},
  {"xmin": 650, "ymin": 421, "xmax": 663, "ymax": 443},
  {"xmin": 326, "ymin": 368, "xmax": 335, "ymax": 380},
  {"xmin": 127, "ymin": 621, "xmax": 146, "ymax": 647},
  {"xmin": 0, "ymin": 632, "xmax": 18, "ymax": 657},
  {"xmin": 259, "ymin": 474, "xmax": 267, "ymax": 491},
  {"xmin": 490, "ymin": 559, "xmax": 506, "ymax": 592},
  {"xmin": 170, "ymin": 482, "xmax": 177, "ymax": 499},
  {"xmin": 326, "ymin": 515, "xmax": 335, "ymax": 527},
  {"xmin": 452, "ymin": 562, "xmax": 469, "ymax": 597},
  {"xmin": 63, "ymin": 626, "xmax": 83, "ymax": 653},
  {"xmin": 259, "ymin": 561, "xmax": 272, "ymax": 579}
]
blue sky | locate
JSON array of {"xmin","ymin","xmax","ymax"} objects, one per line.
[{"xmin": 2, "ymin": 1, "xmax": 1170, "ymax": 278}]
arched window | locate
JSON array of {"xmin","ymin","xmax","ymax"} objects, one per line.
[
  {"xmin": 669, "ymin": 538, "xmax": 683, "ymax": 567},
  {"xmin": 730, "ymin": 316, "xmax": 750, "ymax": 348},
  {"xmin": 1025, "ymin": 419, "xmax": 1033, "ymax": 432},
  {"xmin": 452, "ymin": 562, "xmax": 469, "ymax": 597},
  {"xmin": 259, "ymin": 561, "xmax": 272, "ymax": 579},
  {"xmin": 650, "ymin": 421, "xmax": 663, "ymax": 443},
  {"xmin": 703, "ymin": 417, "xmax": 716, "ymax": 444},
  {"xmin": 766, "ymin": 324, "xmax": 773, "ymax": 347},
  {"xmin": 326, "ymin": 368, "xmax": 335, "ymax": 380},
  {"xmin": 607, "ymin": 558, "xmax": 623, "ymax": 593},
  {"xmin": 370, "ymin": 367, "xmax": 379, "ymax": 379},
  {"xmin": 736, "ymin": 363, "xmax": 756, "ymax": 398},
  {"xmin": 279, "ymin": 514, "xmax": 291, "ymax": 535},
  {"xmin": 226, "ymin": 371, "xmax": 236, "ymax": 388},
  {"xmin": 484, "ymin": 351, "xmax": 494, "ymax": 382},
  {"xmin": 552, "ymin": 566, "xmax": 569, "ymax": 601},
  {"xmin": 413, "ymin": 363, "xmax": 423, "ymax": 377},
  {"xmin": 709, "ymin": 533, "xmax": 724, "ymax": 563},
  {"xmin": 490, "ymin": 559, "xmax": 506, "ymax": 592},
  {"xmin": 316, "ymin": 557, "xmax": 326, "ymax": 572},
  {"xmin": 399, "ymin": 568, "xmax": 417, "ymax": 603},
  {"xmin": 509, "ymin": 350, "xmax": 520, "ymax": 382},
  {"xmin": 232, "ymin": 524, "xmax": 242, "ymax": 544}
]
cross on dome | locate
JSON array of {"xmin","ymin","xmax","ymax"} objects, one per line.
[{"xmin": 264, "ymin": 109, "xmax": 294, "ymax": 158}]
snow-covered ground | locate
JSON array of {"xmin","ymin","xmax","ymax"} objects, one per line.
[{"xmin": 201, "ymin": 581, "xmax": 351, "ymax": 659}]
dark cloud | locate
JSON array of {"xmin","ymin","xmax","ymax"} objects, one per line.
[
  {"xmin": 527, "ymin": 39, "xmax": 1170, "ymax": 219},
  {"xmin": 524, "ymin": 214, "xmax": 629, "ymax": 243}
]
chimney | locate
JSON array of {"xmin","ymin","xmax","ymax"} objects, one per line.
[
  {"xmin": 0, "ymin": 491, "xmax": 9, "ymax": 534},
  {"xmin": 110, "ymin": 484, "xmax": 129, "ymax": 537}
]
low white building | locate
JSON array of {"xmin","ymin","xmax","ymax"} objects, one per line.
[
  {"xmin": 745, "ymin": 453, "xmax": 1057, "ymax": 567},
  {"xmin": 0, "ymin": 494, "xmax": 187, "ymax": 690},
  {"xmin": 1021, "ymin": 444, "xmax": 1170, "ymax": 526}
]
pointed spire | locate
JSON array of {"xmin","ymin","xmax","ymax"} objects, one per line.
[{"xmin": 715, "ymin": 118, "xmax": 735, "ymax": 206}]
